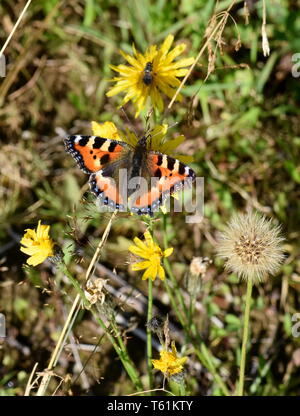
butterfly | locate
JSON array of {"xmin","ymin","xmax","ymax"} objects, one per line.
[{"xmin": 64, "ymin": 132, "xmax": 195, "ymax": 215}]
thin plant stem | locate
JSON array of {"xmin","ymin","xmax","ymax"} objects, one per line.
[
  {"xmin": 144, "ymin": 220, "xmax": 155, "ymax": 391},
  {"xmin": 237, "ymin": 278, "xmax": 253, "ymax": 396},
  {"xmin": 162, "ymin": 215, "xmax": 189, "ymax": 322},
  {"xmin": 163, "ymin": 278, "xmax": 186, "ymax": 330},
  {"xmin": 164, "ymin": 275, "xmax": 230, "ymax": 396},
  {"xmin": 63, "ymin": 266, "xmax": 143, "ymax": 391},
  {"xmin": 167, "ymin": 0, "xmax": 236, "ymax": 109},
  {"xmin": 0, "ymin": 0, "xmax": 32, "ymax": 57},
  {"xmin": 36, "ymin": 210, "xmax": 118, "ymax": 396},
  {"xmin": 24, "ymin": 362, "xmax": 39, "ymax": 396},
  {"xmin": 161, "ymin": 214, "xmax": 229, "ymax": 396},
  {"xmin": 198, "ymin": 343, "xmax": 229, "ymax": 396},
  {"xmin": 36, "ymin": 292, "xmax": 81, "ymax": 396},
  {"xmin": 179, "ymin": 383, "xmax": 186, "ymax": 396},
  {"xmin": 164, "ymin": 257, "xmax": 189, "ymax": 321},
  {"xmin": 147, "ymin": 278, "xmax": 154, "ymax": 390}
]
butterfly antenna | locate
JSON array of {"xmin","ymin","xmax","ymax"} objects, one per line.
[
  {"xmin": 145, "ymin": 109, "xmax": 153, "ymax": 132},
  {"xmin": 120, "ymin": 106, "xmax": 139, "ymax": 137},
  {"xmin": 167, "ymin": 121, "xmax": 179, "ymax": 131}
]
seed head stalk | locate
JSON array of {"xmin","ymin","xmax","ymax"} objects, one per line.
[{"xmin": 237, "ymin": 278, "xmax": 253, "ymax": 396}]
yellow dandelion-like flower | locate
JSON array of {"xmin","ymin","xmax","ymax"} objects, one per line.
[
  {"xmin": 129, "ymin": 230, "xmax": 173, "ymax": 281},
  {"xmin": 91, "ymin": 121, "xmax": 193, "ymax": 163},
  {"xmin": 20, "ymin": 221, "xmax": 55, "ymax": 266},
  {"xmin": 91, "ymin": 121, "xmax": 121, "ymax": 141},
  {"xmin": 106, "ymin": 34, "xmax": 194, "ymax": 117},
  {"xmin": 216, "ymin": 211, "xmax": 285, "ymax": 283},
  {"xmin": 152, "ymin": 341, "xmax": 187, "ymax": 377}
]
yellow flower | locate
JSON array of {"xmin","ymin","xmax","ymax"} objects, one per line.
[
  {"xmin": 129, "ymin": 230, "xmax": 173, "ymax": 281},
  {"xmin": 91, "ymin": 121, "xmax": 193, "ymax": 164},
  {"xmin": 20, "ymin": 221, "xmax": 55, "ymax": 266},
  {"xmin": 91, "ymin": 121, "xmax": 121, "ymax": 141},
  {"xmin": 106, "ymin": 34, "xmax": 194, "ymax": 117},
  {"xmin": 152, "ymin": 341, "xmax": 187, "ymax": 376},
  {"xmin": 91, "ymin": 120, "xmax": 137, "ymax": 147}
]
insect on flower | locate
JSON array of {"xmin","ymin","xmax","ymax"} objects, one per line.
[
  {"xmin": 142, "ymin": 61, "xmax": 153, "ymax": 85},
  {"xmin": 106, "ymin": 35, "xmax": 194, "ymax": 117}
]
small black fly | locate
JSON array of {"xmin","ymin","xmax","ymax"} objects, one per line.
[{"xmin": 142, "ymin": 61, "xmax": 153, "ymax": 85}]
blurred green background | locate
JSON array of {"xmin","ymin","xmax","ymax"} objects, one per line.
[{"xmin": 0, "ymin": 0, "xmax": 300, "ymax": 396}]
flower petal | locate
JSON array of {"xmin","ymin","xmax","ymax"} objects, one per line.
[
  {"xmin": 144, "ymin": 230, "xmax": 155, "ymax": 249},
  {"xmin": 142, "ymin": 264, "xmax": 157, "ymax": 281},
  {"xmin": 133, "ymin": 236, "xmax": 148, "ymax": 251},
  {"xmin": 159, "ymin": 34, "xmax": 174, "ymax": 56},
  {"xmin": 163, "ymin": 44, "xmax": 187, "ymax": 65},
  {"xmin": 129, "ymin": 245, "xmax": 151, "ymax": 259},
  {"xmin": 158, "ymin": 264, "xmax": 165, "ymax": 280},
  {"xmin": 131, "ymin": 260, "xmax": 151, "ymax": 271},
  {"xmin": 163, "ymin": 247, "xmax": 174, "ymax": 258},
  {"xmin": 27, "ymin": 253, "xmax": 47, "ymax": 266}
]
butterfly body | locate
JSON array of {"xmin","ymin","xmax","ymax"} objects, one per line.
[
  {"xmin": 142, "ymin": 62, "xmax": 153, "ymax": 85},
  {"xmin": 64, "ymin": 134, "xmax": 195, "ymax": 215}
]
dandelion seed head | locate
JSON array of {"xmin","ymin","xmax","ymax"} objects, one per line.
[{"xmin": 216, "ymin": 211, "xmax": 285, "ymax": 283}]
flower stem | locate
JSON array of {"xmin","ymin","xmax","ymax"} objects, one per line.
[
  {"xmin": 93, "ymin": 312, "xmax": 143, "ymax": 391},
  {"xmin": 161, "ymin": 214, "xmax": 229, "ymax": 396},
  {"xmin": 36, "ymin": 211, "xmax": 119, "ymax": 395},
  {"xmin": 238, "ymin": 278, "xmax": 253, "ymax": 396},
  {"xmin": 162, "ymin": 215, "xmax": 188, "ymax": 323},
  {"xmin": 168, "ymin": 0, "xmax": 236, "ymax": 109},
  {"xmin": 199, "ymin": 343, "xmax": 229, "ymax": 396},
  {"xmin": 62, "ymin": 264, "xmax": 143, "ymax": 391},
  {"xmin": 147, "ymin": 278, "xmax": 154, "ymax": 391}
]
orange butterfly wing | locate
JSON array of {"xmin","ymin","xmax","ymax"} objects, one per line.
[
  {"xmin": 131, "ymin": 152, "xmax": 195, "ymax": 214},
  {"xmin": 65, "ymin": 136, "xmax": 195, "ymax": 215},
  {"xmin": 64, "ymin": 135, "xmax": 128, "ymax": 174}
]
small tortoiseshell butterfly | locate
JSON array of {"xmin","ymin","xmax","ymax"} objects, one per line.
[{"xmin": 64, "ymin": 133, "xmax": 195, "ymax": 215}]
